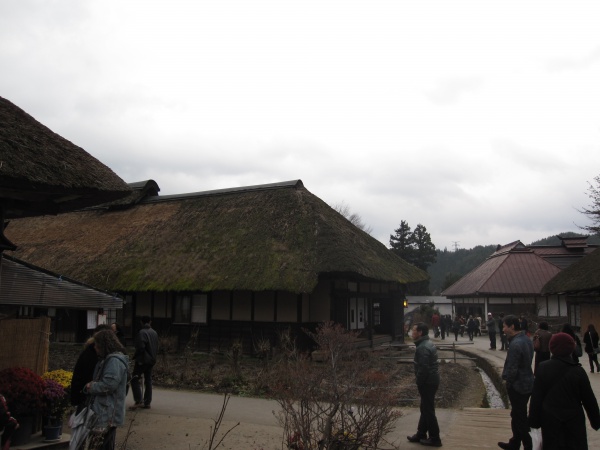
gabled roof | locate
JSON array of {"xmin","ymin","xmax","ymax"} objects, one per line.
[
  {"xmin": 6, "ymin": 180, "xmax": 428, "ymax": 293},
  {"xmin": 442, "ymin": 243, "xmax": 562, "ymax": 297},
  {"xmin": 0, "ymin": 96, "xmax": 131, "ymax": 219},
  {"xmin": 543, "ymin": 247, "xmax": 600, "ymax": 295},
  {"xmin": 529, "ymin": 236, "xmax": 597, "ymax": 269}
]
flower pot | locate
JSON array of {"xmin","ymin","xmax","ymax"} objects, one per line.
[
  {"xmin": 11, "ymin": 415, "xmax": 34, "ymax": 446},
  {"xmin": 42, "ymin": 416, "xmax": 63, "ymax": 437},
  {"xmin": 43, "ymin": 424, "xmax": 62, "ymax": 442}
]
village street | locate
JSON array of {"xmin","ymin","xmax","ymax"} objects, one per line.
[{"xmin": 115, "ymin": 334, "xmax": 600, "ymax": 449}]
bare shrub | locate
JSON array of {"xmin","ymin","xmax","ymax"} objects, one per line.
[
  {"xmin": 227, "ymin": 340, "xmax": 243, "ymax": 378},
  {"xmin": 270, "ymin": 322, "xmax": 401, "ymax": 450}
]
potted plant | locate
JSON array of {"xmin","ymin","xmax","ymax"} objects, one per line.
[
  {"xmin": 42, "ymin": 369, "xmax": 73, "ymax": 423},
  {"xmin": 41, "ymin": 379, "xmax": 69, "ymax": 441},
  {"xmin": 0, "ymin": 367, "xmax": 45, "ymax": 445},
  {"xmin": 42, "ymin": 369, "xmax": 73, "ymax": 439}
]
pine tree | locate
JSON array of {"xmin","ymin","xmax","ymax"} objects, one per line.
[
  {"xmin": 412, "ymin": 224, "xmax": 437, "ymax": 270},
  {"xmin": 389, "ymin": 220, "xmax": 415, "ymax": 263}
]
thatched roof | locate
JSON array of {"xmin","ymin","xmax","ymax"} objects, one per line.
[
  {"xmin": 6, "ymin": 180, "xmax": 427, "ymax": 293},
  {"xmin": 543, "ymin": 247, "xmax": 600, "ymax": 294},
  {"xmin": 0, "ymin": 96, "xmax": 131, "ymax": 219}
]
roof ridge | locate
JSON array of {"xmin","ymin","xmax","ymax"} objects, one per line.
[{"xmin": 141, "ymin": 179, "xmax": 304, "ymax": 204}]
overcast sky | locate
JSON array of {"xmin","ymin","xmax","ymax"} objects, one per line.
[{"xmin": 1, "ymin": 1, "xmax": 599, "ymax": 250}]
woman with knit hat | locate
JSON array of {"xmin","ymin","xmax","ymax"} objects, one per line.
[{"xmin": 528, "ymin": 332, "xmax": 600, "ymax": 449}]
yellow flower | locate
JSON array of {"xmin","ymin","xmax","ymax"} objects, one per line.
[{"xmin": 43, "ymin": 369, "xmax": 73, "ymax": 389}]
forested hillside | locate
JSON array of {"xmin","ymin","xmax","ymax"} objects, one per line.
[{"xmin": 427, "ymin": 232, "xmax": 600, "ymax": 295}]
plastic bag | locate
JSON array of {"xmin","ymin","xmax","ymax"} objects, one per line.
[{"xmin": 529, "ymin": 428, "xmax": 542, "ymax": 450}]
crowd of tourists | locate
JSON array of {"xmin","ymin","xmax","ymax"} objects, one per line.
[{"xmin": 410, "ymin": 312, "xmax": 600, "ymax": 449}]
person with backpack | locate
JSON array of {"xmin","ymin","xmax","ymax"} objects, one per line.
[
  {"xmin": 129, "ymin": 316, "xmax": 159, "ymax": 410},
  {"xmin": 583, "ymin": 324, "xmax": 600, "ymax": 374}
]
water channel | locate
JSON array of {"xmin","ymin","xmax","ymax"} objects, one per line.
[{"xmin": 477, "ymin": 367, "xmax": 505, "ymax": 409}]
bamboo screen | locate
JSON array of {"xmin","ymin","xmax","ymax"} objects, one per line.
[{"xmin": 0, "ymin": 317, "xmax": 50, "ymax": 375}]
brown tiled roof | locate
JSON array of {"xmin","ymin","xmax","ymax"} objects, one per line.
[{"xmin": 442, "ymin": 247, "xmax": 562, "ymax": 297}]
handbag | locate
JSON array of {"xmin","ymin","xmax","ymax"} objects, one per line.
[
  {"xmin": 530, "ymin": 427, "xmax": 542, "ymax": 450},
  {"xmin": 594, "ymin": 346, "xmax": 600, "ymax": 355}
]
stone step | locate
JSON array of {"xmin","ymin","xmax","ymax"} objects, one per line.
[{"xmin": 11, "ymin": 432, "xmax": 70, "ymax": 450}]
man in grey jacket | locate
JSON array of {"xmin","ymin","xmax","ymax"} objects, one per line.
[
  {"xmin": 498, "ymin": 315, "xmax": 534, "ymax": 450},
  {"xmin": 130, "ymin": 316, "xmax": 159, "ymax": 410},
  {"xmin": 407, "ymin": 322, "xmax": 442, "ymax": 447}
]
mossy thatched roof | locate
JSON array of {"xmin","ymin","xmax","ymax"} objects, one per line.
[
  {"xmin": 6, "ymin": 180, "xmax": 427, "ymax": 293},
  {"xmin": 543, "ymin": 247, "xmax": 600, "ymax": 294},
  {"xmin": 0, "ymin": 96, "xmax": 131, "ymax": 218}
]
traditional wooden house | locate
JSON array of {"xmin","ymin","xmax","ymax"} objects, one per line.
[
  {"xmin": 6, "ymin": 179, "xmax": 428, "ymax": 350},
  {"xmin": 442, "ymin": 238, "xmax": 598, "ymax": 321},
  {"xmin": 543, "ymin": 247, "xmax": 600, "ymax": 331}
]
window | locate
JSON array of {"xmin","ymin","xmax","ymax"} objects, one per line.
[{"xmin": 174, "ymin": 294, "xmax": 207, "ymax": 324}]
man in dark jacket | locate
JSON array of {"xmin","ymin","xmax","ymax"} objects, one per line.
[
  {"xmin": 407, "ymin": 322, "xmax": 442, "ymax": 447},
  {"xmin": 130, "ymin": 316, "xmax": 159, "ymax": 409},
  {"xmin": 487, "ymin": 312, "xmax": 497, "ymax": 350},
  {"xmin": 499, "ymin": 315, "xmax": 534, "ymax": 450},
  {"xmin": 529, "ymin": 332, "xmax": 600, "ymax": 450}
]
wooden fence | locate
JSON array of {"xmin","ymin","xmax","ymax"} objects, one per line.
[{"xmin": 0, "ymin": 317, "xmax": 50, "ymax": 375}]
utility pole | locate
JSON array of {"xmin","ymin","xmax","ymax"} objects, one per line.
[{"xmin": 452, "ymin": 241, "xmax": 460, "ymax": 252}]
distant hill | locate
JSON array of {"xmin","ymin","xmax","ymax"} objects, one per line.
[{"xmin": 427, "ymin": 232, "xmax": 600, "ymax": 295}]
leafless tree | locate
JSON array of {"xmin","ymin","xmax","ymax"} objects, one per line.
[
  {"xmin": 579, "ymin": 174, "xmax": 600, "ymax": 234},
  {"xmin": 332, "ymin": 202, "xmax": 373, "ymax": 235},
  {"xmin": 270, "ymin": 322, "xmax": 400, "ymax": 450}
]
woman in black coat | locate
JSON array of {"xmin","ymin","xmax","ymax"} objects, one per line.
[
  {"xmin": 583, "ymin": 323, "xmax": 600, "ymax": 373},
  {"xmin": 528, "ymin": 333, "xmax": 600, "ymax": 450},
  {"xmin": 561, "ymin": 323, "xmax": 582, "ymax": 364}
]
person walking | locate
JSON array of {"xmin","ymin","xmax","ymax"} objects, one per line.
[
  {"xmin": 519, "ymin": 315, "xmax": 529, "ymax": 336},
  {"xmin": 467, "ymin": 315, "xmax": 476, "ymax": 341},
  {"xmin": 497, "ymin": 313, "xmax": 508, "ymax": 352},
  {"xmin": 529, "ymin": 332, "xmax": 600, "ymax": 450},
  {"xmin": 84, "ymin": 329, "xmax": 129, "ymax": 450},
  {"xmin": 452, "ymin": 316, "xmax": 461, "ymax": 342},
  {"xmin": 583, "ymin": 324, "xmax": 600, "ymax": 373},
  {"xmin": 407, "ymin": 322, "xmax": 442, "ymax": 447},
  {"xmin": 431, "ymin": 312, "xmax": 440, "ymax": 338},
  {"xmin": 130, "ymin": 316, "xmax": 159, "ymax": 410},
  {"xmin": 498, "ymin": 315, "xmax": 534, "ymax": 450},
  {"xmin": 532, "ymin": 321, "xmax": 552, "ymax": 374},
  {"xmin": 561, "ymin": 323, "xmax": 582, "ymax": 364},
  {"xmin": 487, "ymin": 312, "xmax": 497, "ymax": 350},
  {"xmin": 440, "ymin": 315, "xmax": 447, "ymax": 340}
]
